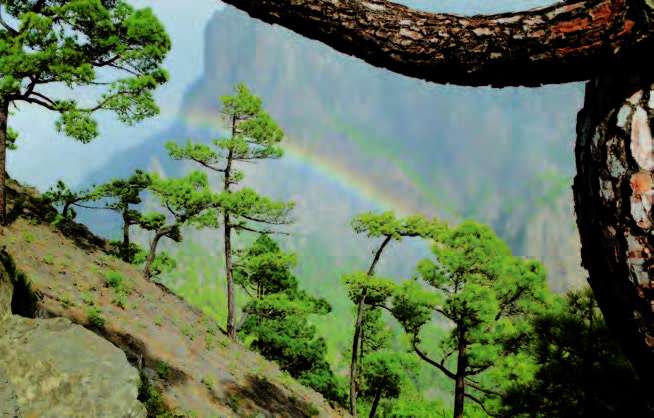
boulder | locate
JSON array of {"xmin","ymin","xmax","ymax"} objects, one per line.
[{"xmin": 0, "ymin": 316, "xmax": 146, "ymax": 418}]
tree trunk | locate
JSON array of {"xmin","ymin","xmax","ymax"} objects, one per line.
[
  {"xmin": 224, "ymin": 214, "xmax": 236, "ymax": 340},
  {"xmin": 144, "ymin": 231, "xmax": 165, "ymax": 280},
  {"xmin": 349, "ymin": 290, "xmax": 367, "ymax": 417},
  {"xmin": 368, "ymin": 388, "xmax": 382, "ymax": 418},
  {"xmin": 224, "ymin": 124, "xmax": 236, "ymax": 340},
  {"xmin": 0, "ymin": 100, "xmax": 7, "ymax": 226},
  {"xmin": 122, "ymin": 209, "xmax": 131, "ymax": 262},
  {"xmin": 573, "ymin": 70, "xmax": 654, "ymax": 385},
  {"xmin": 349, "ymin": 235, "xmax": 393, "ymax": 416},
  {"xmin": 453, "ymin": 333, "xmax": 467, "ymax": 418}
]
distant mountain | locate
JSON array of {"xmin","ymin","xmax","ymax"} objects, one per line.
[{"xmin": 84, "ymin": 6, "xmax": 586, "ymax": 298}]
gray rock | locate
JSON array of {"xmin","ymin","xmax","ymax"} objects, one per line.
[
  {"xmin": 0, "ymin": 316, "xmax": 146, "ymax": 418},
  {"xmin": 0, "ymin": 367, "xmax": 20, "ymax": 418}
]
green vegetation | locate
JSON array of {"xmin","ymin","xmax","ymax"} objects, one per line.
[
  {"xmin": 391, "ymin": 221, "xmax": 549, "ymax": 418},
  {"xmin": 86, "ymin": 306, "xmax": 105, "ymax": 329},
  {"xmin": 43, "ymin": 181, "xmax": 100, "ymax": 221},
  {"xmin": 167, "ymin": 83, "xmax": 293, "ymax": 339},
  {"xmin": 500, "ymin": 289, "xmax": 650, "ymax": 418},
  {"xmin": 104, "ymin": 270, "xmax": 131, "ymax": 309},
  {"xmin": 141, "ymin": 171, "xmax": 218, "ymax": 279},
  {"xmin": 237, "ymin": 235, "xmax": 343, "ymax": 403},
  {"xmin": 95, "ymin": 170, "xmax": 152, "ymax": 263},
  {"xmin": 0, "ymin": 0, "xmax": 170, "ymax": 224},
  {"xmin": 344, "ymin": 212, "xmax": 436, "ymax": 415}
]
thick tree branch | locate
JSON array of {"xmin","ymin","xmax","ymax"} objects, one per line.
[
  {"xmin": 219, "ymin": 0, "xmax": 654, "ymax": 87},
  {"xmin": 17, "ymin": 96, "xmax": 57, "ymax": 111},
  {"xmin": 412, "ymin": 340, "xmax": 457, "ymax": 380},
  {"xmin": 230, "ymin": 223, "xmax": 291, "ymax": 235},
  {"xmin": 465, "ymin": 378, "xmax": 501, "ymax": 396},
  {"xmin": 0, "ymin": 7, "xmax": 18, "ymax": 35},
  {"xmin": 464, "ymin": 393, "xmax": 496, "ymax": 416}
]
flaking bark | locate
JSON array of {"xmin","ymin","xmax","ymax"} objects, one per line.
[
  {"xmin": 573, "ymin": 71, "xmax": 654, "ymax": 386},
  {"xmin": 220, "ymin": 0, "xmax": 654, "ymax": 87}
]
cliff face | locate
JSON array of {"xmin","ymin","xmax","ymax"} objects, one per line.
[{"xmin": 0, "ymin": 181, "xmax": 346, "ymax": 418}]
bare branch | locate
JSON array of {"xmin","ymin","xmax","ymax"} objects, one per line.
[
  {"xmin": 412, "ymin": 340, "xmax": 456, "ymax": 380},
  {"xmin": 240, "ymin": 213, "xmax": 293, "ymax": 225},
  {"xmin": 192, "ymin": 157, "xmax": 225, "ymax": 173},
  {"xmin": 465, "ymin": 378, "xmax": 501, "ymax": 397},
  {"xmin": 464, "ymin": 393, "xmax": 497, "ymax": 417},
  {"xmin": 0, "ymin": 7, "xmax": 18, "ymax": 35},
  {"xmin": 17, "ymin": 96, "xmax": 57, "ymax": 111},
  {"xmin": 230, "ymin": 223, "xmax": 291, "ymax": 236}
]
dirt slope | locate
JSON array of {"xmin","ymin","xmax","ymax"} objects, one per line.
[{"xmin": 0, "ymin": 180, "xmax": 346, "ymax": 418}]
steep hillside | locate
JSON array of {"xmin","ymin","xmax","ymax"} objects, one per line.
[{"xmin": 0, "ymin": 180, "xmax": 347, "ymax": 418}]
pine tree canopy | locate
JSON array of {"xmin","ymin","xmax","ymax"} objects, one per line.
[{"xmin": 0, "ymin": 0, "xmax": 170, "ymax": 141}]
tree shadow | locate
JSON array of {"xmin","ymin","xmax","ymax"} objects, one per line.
[{"xmin": 222, "ymin": 374, "xmax": 318, "ymax": 418}]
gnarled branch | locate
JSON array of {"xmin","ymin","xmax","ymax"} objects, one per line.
[{"xmin": 219, "ymin": 0, "xmax": 654, "ymax": 87}]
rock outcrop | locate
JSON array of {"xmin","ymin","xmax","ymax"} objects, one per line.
[{"xmin": 0, "ymin": 253, "xmax": 146, "ymax": 418}]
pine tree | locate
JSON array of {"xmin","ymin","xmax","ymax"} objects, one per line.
[
  {"xmin": 391, "ymin": 221, "xmax": 549, "ymax": 418},
  {"xmin": 95, "ymin": 170, "xmax": 151, "ymax": 263},
  {"xmin": 0, "ymin": 0, "xmax": 170, "ymax": 225},
  {"xmin": 345, "ymin": 212, "xmax": 436, "ymax": 416},
  {"xmin": 140, "ymin": 171, "xmax": 219, "ymax": 279},
  {"xmin": 43, "ymin": 180, "xmax": 100, "ymax": 220},
  {"xmin": 166, "ymin": 83, "xmax": 293, "ymax": 339},
  {"xmin": 236, "ymin": 235, "xmax": 342, "ymax": 402},
  {"xmin": 500, "ymin": 289, "xmax": 652, "ymax": 418},
  {"xmin": 359, "ymin": 351, "xmax": 406, "ymax": 418}
]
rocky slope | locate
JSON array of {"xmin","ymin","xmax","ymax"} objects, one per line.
[{"xmin": 0, "ymin": 180, "xmax": 346, "ymax": 418}]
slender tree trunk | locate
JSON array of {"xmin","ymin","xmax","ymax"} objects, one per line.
[
  {"xmin": 122, "ymin": 209, "xmax": 131, "ymax": 262},
  {"xmin": 144, "ymin": 231, "xmax": 165, "ymax": 279},
  {"xmin": 224, "ymin": 214, "xmax": 236, "ymax": 339},
  {"xmin": 453, "ymin": 330, "xmax": 467, "ymax": 418},
  {"xmin": 573, "ymin": 71, "xmax": 654, "ymax": 386},
  {"xmin": 224, "ymin": 117, "xmax": 237, "ymax": 340},
  {"xmin": 349, "ymin": 235, "xmax": 393, "ymax": 416},
  {"xmin": 349, "ymin": 290, "xmax": 367, "ymax": 417},
  {"xmin": 368, "ymin": 389, "xmax": 382, "ymax": 418},
  {"xmin": 62, "ymin": 202, "xmax": 71, "ymax": 219},
  {"xmin": 0, "ymin": 100, "xmax": 8, "ymax": 226}
]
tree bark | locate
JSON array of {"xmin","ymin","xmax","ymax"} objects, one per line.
[
  {"xmin": 349, "ymin": 235, "xmax": 393, "ymax": 416},
  {"xmin": 220, "ymin": 0, "xmax": 654, "ymax": 87},
  {"xmin": 349, "ymin": 290, "xmax": 367, "ymax": 417},
  {"xmin": 368, "ymin": 389, "xmax": 382, "ymax": 418},
  {"xmin": 0, "ymin": 100, "xmax": 7, "ymax": 226},
  {"xmin": 144, "ymin": 230, "xmax": 166, "ymax": 280},
  {"xmin": 453, "ymin": 330, "xmax": 467, "ymax": 418},
  {"xmin": 121, "ymin": 209, "xmax": 131, "ymax": 262},
  {"xmin": 224, "ymin": 214, "xmax": 236, "ymax": 339},
  {"xmin": 224, "ymin": 118, "xmax": 236, "ymax": 340},
  {"xmin": 573, "ymin": 70, "xmax": 654, "ymax": 385}
]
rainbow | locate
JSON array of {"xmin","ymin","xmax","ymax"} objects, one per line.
[{"xmin": 180, "ymin": 109, "xmax": 447, "ymax": 217}]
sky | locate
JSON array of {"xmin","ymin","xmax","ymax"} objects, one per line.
[
  {"xmin": 8, "ymin": 0, "xmax": 220, "ymax": 190},
  {"xmin": 8, "ymin": 0, "xmax": 557, "ymax": 190}
]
